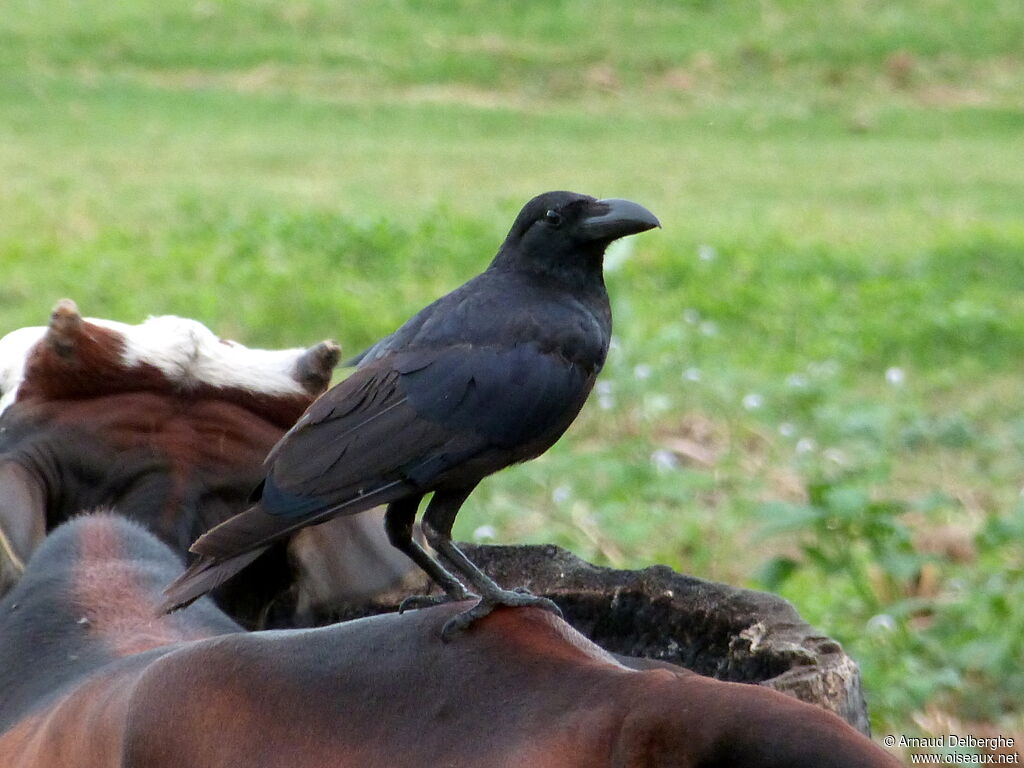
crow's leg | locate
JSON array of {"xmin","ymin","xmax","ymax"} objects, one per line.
[
  {"xmin": 422, "ymin": 487, "xmax": 562, "ymax": 640},
  {"xmin": 384, "ymin": 496, "xmax": 474, "ymax": 612}
]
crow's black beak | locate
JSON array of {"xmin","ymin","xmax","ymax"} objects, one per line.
[{"xmin": 579, "ymin": 198, "xmax": 661, "ymax": 243}]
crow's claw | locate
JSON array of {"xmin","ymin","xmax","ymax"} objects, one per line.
[
  {"xmin": 440, "ymin": 589, "xmax": 562, "ymax": 641},
  {"xmin": 398, "ymin": 590, "xmax": 475, "ymax": 614}
]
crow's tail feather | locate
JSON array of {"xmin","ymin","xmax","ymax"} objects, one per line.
[
  {"xmin": 159, "ymin": 502, "xmax": 298, "ymax": 613},
  {"xmin": 160, "ymin": 483, "xmax": 411, "ymax": 614},
  {"xmin": 158, "ymin": 546, "xmax": 267, "ymax": 614}
]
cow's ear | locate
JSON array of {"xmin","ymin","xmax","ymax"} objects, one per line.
[
  {"xmin": 0, "ymin": 461, "xmax": 47, "ymax": 596},
  {"xmin": 293, "ymin": 340, "xmax": 341, "ymax": 396}
]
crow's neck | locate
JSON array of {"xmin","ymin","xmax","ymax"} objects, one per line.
[{"xmin": 489, "ymin": 245, "xmax": 607, "ymax": 297}]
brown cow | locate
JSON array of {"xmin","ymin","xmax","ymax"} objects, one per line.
[
  {"xmin": 0, "ymin": 513, "xmax": 899, "ymax": 767},
  {"xmin": 0, "ymin": 300, "xmax": 424, "ymax": 624}
]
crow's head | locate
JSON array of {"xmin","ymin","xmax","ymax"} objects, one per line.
[{"xmin": 492, "ymin": 191, "xmax": 660, "ymax": 280}]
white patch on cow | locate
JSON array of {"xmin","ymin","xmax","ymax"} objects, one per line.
[
  {"xmin": 0, "ymin": 315, "xmax": 313, "ymax": 415},
  {"xmin": 115, "ymin": 316, "xmax": 310, "ymax": 397},
  {"xmin": 0, "ymin": 326, "xmax": 46, "ymax": 415}
]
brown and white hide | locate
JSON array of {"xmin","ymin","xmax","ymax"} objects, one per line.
[{"xmin": 0, "ymin": 299, "xmax": 425, "ymax": 624}]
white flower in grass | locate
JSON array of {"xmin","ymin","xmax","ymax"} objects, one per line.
[
  {"xmin": 697, "ymin": 243, "xmax": 717, "ymax": 262},
  {"xmin": 796, "ymin": 437, "xmax": 817, "ymax": 454},
  {"xmin": 552, "ymin": 485, "xmax": 573, "ymax": 505},
  {"xmin": 866, "ymin": 614, "xmax": 896, "ymax": 634},
  {"xmin": 778, "ymin": 422, "xmax": 796, "ymax": 437},
  {"xmin": 472, "ymin": 525, "xmax": 497, "ymax": 543},
  {"xmin": 699, "ymin": 320, "xmax": 718, "ymax": 337},
  {"xmin": 634, "ymin": 364, "xmax": 652, "ymax": 381},
  {"xmin": 885, "ymin": 367, "xmax": 906, "ymax": 386},
  {"xmin": 742, "ymin": 393, "xmax": 764, "ymax": 410},
  {"xmin": 682, "ymin": 367, "xmax": 702, "ymax": 382},
  {"xmin": 650, "ymin": 449, "xmax": 679, "ymax": 473},
  {"xmin": 683, "ymin": 308, "xmax": 700, "ymax": 324},
  {"xmin": 785, "ymin": 373, "xmax": 808, "ymax": 389}
]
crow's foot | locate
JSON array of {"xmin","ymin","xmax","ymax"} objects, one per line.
[
  {"xmin": 398, "ymin": 587, "xmax": 475, "ymax": 614},
  {"xmin": 440, "ymin": 589, "xmax": 562, "ymax": 641}
]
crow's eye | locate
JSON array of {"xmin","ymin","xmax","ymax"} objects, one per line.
[{"xmin": 544, "ymin": 209, "xmax": 563, "ymax": 227}]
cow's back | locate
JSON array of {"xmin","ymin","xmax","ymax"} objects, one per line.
[
  {"xmin": 0, "ymin": 515, "xmax": 238, "ymax": 730},
  {"xmin": 121, "ymin": 606, "xmax": 898, "ymax": 768}
]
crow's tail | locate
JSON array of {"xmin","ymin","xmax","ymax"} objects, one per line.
[
  {"xmin": 158, "ymin": 546, "xmax": 267, "ymax": 614},
  {"xmin": 160, "ymin": 482, "xmax": 409, "ymax": 614},
  {"xmin": 158, "ymin": 502, "xmax": 295, "ymax": 613}
]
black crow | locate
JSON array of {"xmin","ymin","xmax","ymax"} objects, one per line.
[{"xmin": 161, "ymin": 191, "xmax": 660, "ymax": 636}]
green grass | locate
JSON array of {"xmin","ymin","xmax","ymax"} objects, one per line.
[{"xmin": 2, "ymin": 0, "xmax": 1023, "ymax": 753}]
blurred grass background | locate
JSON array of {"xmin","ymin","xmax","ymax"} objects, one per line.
[{"xmin": 2, "ymin": 0, "xmax": 1023, "ymax": 755}]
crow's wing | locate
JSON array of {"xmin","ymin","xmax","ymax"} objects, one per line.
[
  {"xmin": 395, "ymin": 344, "xmax": 591, "ymax": 449},
  {"xmin": 259, "ymin": 344, "xmax": 592, "ymax": 519}
]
